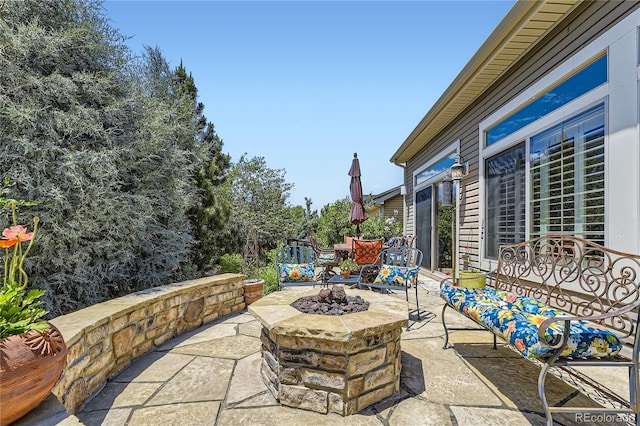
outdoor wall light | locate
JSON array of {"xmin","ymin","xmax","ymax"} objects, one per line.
[
  {"xmin": 450, "ymin": 155, "xmax": 468, "ymax": 182},
  {"xmin": 441, "ymin": 173, "xmax": 453, "ymax": 206}
]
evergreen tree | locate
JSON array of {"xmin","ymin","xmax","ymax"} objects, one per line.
[
  {"xmin": 0, "ymin": 1, "xmax": 200, "ymax": 315},
  {"xmin": 0, "ymin": 0, "xmax": 137, "ymax": 314},
  {"xmin": 173, "ymin": 62, "xmax": 232, "ymax": 271}
]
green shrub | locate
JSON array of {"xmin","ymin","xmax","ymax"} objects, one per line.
[
  {"xmin": 259, "ymin": 265, "xmax": 278, "ymax": 295},
  {"xmin": 219, "ymin": 253, "xmax": 243, "ymax": 273}
]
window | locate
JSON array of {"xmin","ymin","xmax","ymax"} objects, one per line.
[
  {"xmin": 485, "ymin": 143, "xmax": 526, "ymax": 258},
  {"xmin": 484, "ymin": 104, "xmax": 606, "ymax": 260},
  {"xmin": 486, "ymin": 55, "xmax": 607, "ymax": 146},
  {"xmin": 415, "ymin": 154, "xmax": 455, "ymax": 186},
  {"xmin": 530, "ymin": 104, "xmax": 605, "ymax": 245}
]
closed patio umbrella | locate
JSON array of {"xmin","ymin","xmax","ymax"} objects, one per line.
[{"xmin": 349, "ymin": 153, "xmax": 367, "ymax": 237}]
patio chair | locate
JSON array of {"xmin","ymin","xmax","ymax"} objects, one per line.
[
  {"xmin": 403, "ymin": 234, "xmax": 416, "ymax": 248},
  {"xmin": 357, "ymin": 246, "xmax": 424, "ymax": 325},
  {"xmin": 275, "ymin": 245, "xmax": 324, "ymax": 291},
  {"xmin": 308, "ymin": 236, "xmax": 338, "ymax": 282},
  {"xmin": 352, "ymin": 238, "xmax": 384, "ymax": 283}
]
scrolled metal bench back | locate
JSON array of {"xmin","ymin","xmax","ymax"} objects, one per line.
[{"xmin": 494, "ymin": 235, "xmax": 640, "ymax": 340}]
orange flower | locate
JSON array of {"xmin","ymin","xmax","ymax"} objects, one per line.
[
  {"xmin": 0, "ymin": 238, "xmax": 17, "ymax": 248},
  {"xmin": 515, "ymin": 338, "xmax": 526, "ymax": 351},
  {"xmin": 504, "ymin": 293, "xmax": 517, "ymax": 303},
  {"xmin": 3, "ymin": 225, "xmax": 33, "ymax": 242}
]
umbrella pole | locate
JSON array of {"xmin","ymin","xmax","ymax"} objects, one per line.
[{"xmin": 356, "ymin": 224, "xmax": 361, "ymax": 238}]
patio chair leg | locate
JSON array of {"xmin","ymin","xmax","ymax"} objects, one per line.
[
  {"xmin": 441, "ymin": 304, "xmax": 451, "ymax": 349},
  {"xmin": 415, "ymin": 285, "xmax": 421, "ymax": 320}
]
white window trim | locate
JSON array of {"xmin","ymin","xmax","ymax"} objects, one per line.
[
  {"xmin": 478, "ymin": 9, "xmax": 640, "ymax": 271},
  {"xmin": 413, "ymin": 141, "xmax": 459, "ymax": 192}
]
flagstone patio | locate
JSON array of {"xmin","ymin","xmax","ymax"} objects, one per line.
[{"xmin": 15, "ymin": 276, "xmax": 634, "ymax": 426}]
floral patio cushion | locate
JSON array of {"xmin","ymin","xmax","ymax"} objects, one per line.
[
  {"xmin": 373, "ymin": 264, "xmax": 416, "ymax": 287},
  {"xmin": 440, "ymin": 285, "xmax": 622, "ymax": 359},
  {"xmin": 279, "ymin": 263, "xmax": 315, "ymax": 283},
  {"xmin": 318, "ymin": 253, "xmax": 336, "ymax": 263}
]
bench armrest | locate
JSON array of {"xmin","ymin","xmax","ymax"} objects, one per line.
[{"xmin": 538, "ymin": 302, "xmax": 640, "ymax": 349}]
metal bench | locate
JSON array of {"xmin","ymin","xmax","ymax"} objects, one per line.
[{"xmin": 440, "ymin": 235, "xmax": 640, "ymax": 426}]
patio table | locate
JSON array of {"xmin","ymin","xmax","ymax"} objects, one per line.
[{"xmin": 326, "ymin": 274, "xmax": 360, "ymax": 287}]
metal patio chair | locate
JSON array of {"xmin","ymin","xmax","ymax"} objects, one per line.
[
  {"xmin": 357, "ymin": 246, "xmax": 424, "ymax": 325},
  {"xmin": 274, "ymin": 245, "xmax": 324, "ymax": 290}
]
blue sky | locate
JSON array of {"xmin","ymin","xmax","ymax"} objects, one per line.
[{"xmin": 103, "ymin": 0, "xmax": 515, "ymax": 209}]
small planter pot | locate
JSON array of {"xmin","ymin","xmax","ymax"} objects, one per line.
[
  {"xmin": 0, "ymin": 323, "xmax": 67, "ymax": 425},
  {"xmin": 340, "ymin": 270, "xmax": 351, "ymax": 279},
  {"xmin": 244, "ymin": 279, "xmax": 264, "ymax": 305},
  {"xmin": 458, "ymin": 271, "xmax": 486, "ymax": 289}
]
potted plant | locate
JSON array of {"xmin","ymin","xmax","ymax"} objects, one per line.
[
  {"xmin": 0, "ymin": 183, "xmax": 67, "ymax": 425},
  {"xmin": 339, "ymin": 259, "xmax": 358, "ymax": 279},
  {"xmin": 242, "ymin": 257, "xmax": 265, "ymax": 305},
  {"xmin": 458, "ymin": 267, "xmax": 486, "ymax": 289}
]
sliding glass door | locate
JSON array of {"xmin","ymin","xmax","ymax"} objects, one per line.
[
  {"xmin": 415, "ymin": 180, "xmax": 456, "ymax": 273},
  {"xmin": 415, "ymin": 187, "xmax": 432, "ymax": 269}
]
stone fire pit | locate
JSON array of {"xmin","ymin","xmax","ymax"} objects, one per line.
[{"xmin": 248, "ymin": 286, "xmax": 408, "ymax": 416}]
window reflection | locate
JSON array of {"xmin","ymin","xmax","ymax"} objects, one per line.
[
  {"xmin": 416, "ymin": 154, "xmax": 455, "ymax": 186},
  {"xmin": 487, "ymin": 55, "xmax": 607, "ymax": 146}
]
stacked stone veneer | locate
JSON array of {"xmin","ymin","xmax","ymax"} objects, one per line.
[
  {"xmin": 249, "ymin": 288, "xmax": 408, "ymax": 416},
  {"xmin": 49, "ymin": 273, "xmax": 246, "ymax": 413}
]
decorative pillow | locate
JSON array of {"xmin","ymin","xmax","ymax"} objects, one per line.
[
  {"xmin": 279, "ymin": 263, "xmax": 315, "ymax": 283},
  {"xmin": 318, "ymin": 253, "xmax": 335, "ymax": 262},
  {"xmin": 373, "ymin": 264, "xmax": 414, "ymax": 287}
]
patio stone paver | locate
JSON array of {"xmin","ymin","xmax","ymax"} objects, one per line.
[
  {"xmin": 234, "ymin": 391, "xmax": 279, "ymax": 408},
  {"xmin": 15, "ymin": 275, "xmax": 636, "ymax": 426},
  {"xmin": 147, "ymin": 357, "xmax": 234, "ymax": 405},
  {"xmin": 401, "ymin": 338, "xmax": 503, "ymax": 407},
  {"xmin": 73, "ymin": 407, "xmax": 132, "ymax": 425},
  {"xmin": 170, "ymin": 334, "xmax": 261, "ymax": 359},
  {"xmin": 226, "ymin": 352, "xmax": 269, "ymax": 405},
  {"xmin": 384, "ymin": 398, "xmax": 453, "ymax": 426},
  {"xmin": 238, "ymin": 319, "xmax": 262, "ymax": 337},
  {"xmin": 216, "ymin": 405, "xmax": 382, "ymax": 426},
  {"xmin": 128, "ymin": 401, "xmax": 220, "ymax": 425},
  {"xmin": 167, "ymin": 322, "xmax": 238, "ymax": 348},
  {"xmin": 112, "ymin": 351, "xmax": 195, "ymax": 383},
  {"xmin": 83, "ymin": 382, "xmax": 161, "ymax": 410},
  {"xmin": 449, "ymin": 406, "xmax": 532, "ymax": 426}
]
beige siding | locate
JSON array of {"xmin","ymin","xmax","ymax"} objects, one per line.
[
  {"xmin": 381, "ymin": 195, "xmax": 404, "ymax": 222},
  {"xmin": 404, "ymin": 1, "xmax": 639, "ymax": 270}
]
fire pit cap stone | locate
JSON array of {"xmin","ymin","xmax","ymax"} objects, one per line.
[{"xmin": 248, "ymin": 286, "xmax": 408, "ymax": 342}]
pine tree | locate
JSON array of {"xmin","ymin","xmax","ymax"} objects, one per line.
[
  {"xmin": 173, "ymin": 62, "xmax": 232, "ymax": 271},
  {"xmin": 0, "ymin": 1, "xmax": 200, "ymax": 315}
]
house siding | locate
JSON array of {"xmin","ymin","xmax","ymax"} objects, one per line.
[
  {"xmin": 381, "ymin": 195, "xmax": 404, "ymax": 223},
  {"xmin": 403, "ymin": 1, "xmax": 640, "ymax": 272}
]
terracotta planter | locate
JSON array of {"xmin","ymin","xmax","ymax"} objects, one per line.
[
  {"xmin": 244, "ymin": 279, "xmax": 264, "ymax": 305},
  {"xmin": 340, "ymin": 270, "xmax": 351, "ymax": 279},
  {"xmin": 0, "ymin": 323, "xmax": 67, "ymax": 425}
]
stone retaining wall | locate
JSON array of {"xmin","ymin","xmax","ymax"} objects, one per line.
[{"xmin": 49, "ymin": 273, "xmax": 246, "ymax": 413}]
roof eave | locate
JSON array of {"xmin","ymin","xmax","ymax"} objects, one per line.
[{"xmin": 390, "ymin": 0, "xmax": 582, "ymax": 165}]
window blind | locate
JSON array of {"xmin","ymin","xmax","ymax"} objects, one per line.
[{"xmin": 530, "ymin": 104, "xmax": 605, "ymax": 245}]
